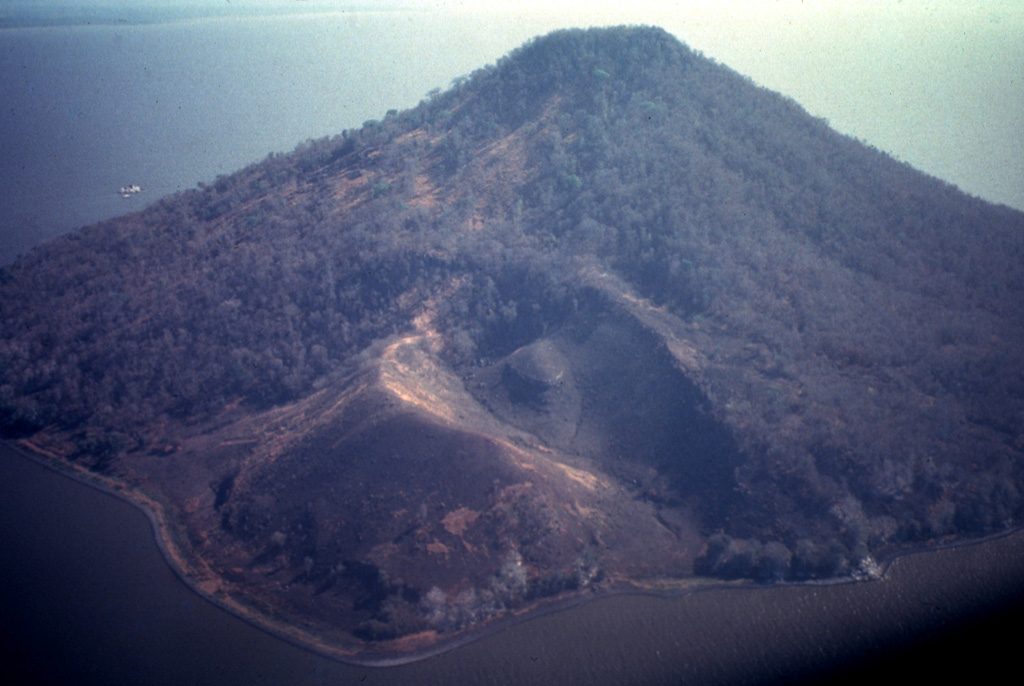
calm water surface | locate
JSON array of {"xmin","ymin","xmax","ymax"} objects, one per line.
[
  {"xmin": 4, "ymin": 9, "xmax": 1023, "ymax": 265},
  {"xmin": 2, "ymin": 442, "xmax": 1024, "ymax": 685},
  {"xmin": 0, "ymin": 13, "xmax": 557, "ymax": 264}
]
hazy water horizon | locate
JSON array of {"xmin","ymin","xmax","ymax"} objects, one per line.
[
  {"xmin": 0, "ymin": 12, "xmax": 517, "ymax": 263},
  {"xmin": 2, "ymin": 5, "xmax": 1022, "ymax": 265}
]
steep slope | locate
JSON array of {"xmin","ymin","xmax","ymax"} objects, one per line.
[{"xmin": 2, "ymin": 26, "xmax": 1024, "ymax": 656}]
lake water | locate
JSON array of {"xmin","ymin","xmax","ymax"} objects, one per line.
[
  {"xmin": 3, "ymin": 8, "xmax": 1022, "ymax": 265},
  {"xmin": 0, "ymin": 11, "xmax": 570, "ymax": 265},
  {"xmin": 3, "ymin": 441, "xmax": 1024, "ymax": 685}
]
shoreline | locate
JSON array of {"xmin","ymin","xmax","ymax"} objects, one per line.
[{"xmin": 6, "ymin": 438, "xmax": 1023, "ymax": 668}]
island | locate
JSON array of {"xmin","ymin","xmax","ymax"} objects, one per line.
[{"xmin": 2, "ymin": 27, "xmax": 1023, "ymax": 662}]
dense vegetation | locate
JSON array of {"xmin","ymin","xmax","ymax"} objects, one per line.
[{"xmin": 2, "ymin": 26, "xmax": 1023, "ymax": 583}]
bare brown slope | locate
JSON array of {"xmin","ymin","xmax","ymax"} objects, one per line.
[{"xmin": 127, "ymin": 308, "xmax": 698, "ymax": 653}]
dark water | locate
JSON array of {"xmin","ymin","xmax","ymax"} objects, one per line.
[{"xmin": 3, "ymin": 441, "xmax": 1024, "ymax": 686}]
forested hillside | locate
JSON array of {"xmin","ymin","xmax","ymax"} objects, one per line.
[{"xmin": 2, "ymin": 26, "xmax": 1023, "ymax": 649}]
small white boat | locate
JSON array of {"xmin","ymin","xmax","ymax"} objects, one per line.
[{"xmin": 120, "ymin": 184, "xmax": 143, "ymax": 198}]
